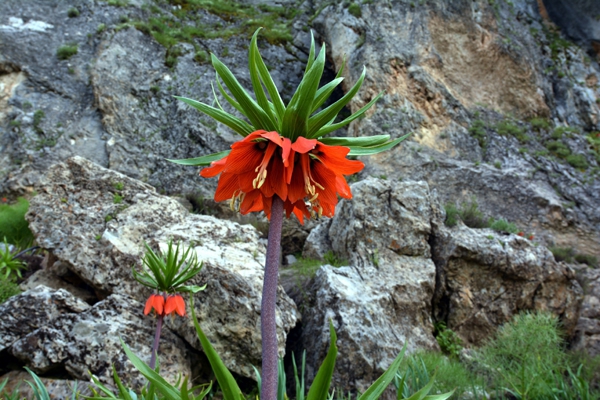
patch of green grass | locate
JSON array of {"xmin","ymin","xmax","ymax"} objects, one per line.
[
  {"xmin": 468, "ymin": 119, "xmax": 487, "ymax": 147},
  {"xmin": 566, "ymin": 154, "xmax": 589, "ymax": 170},
  {"xmin": 68, "ymin": 7, "xmax": 80, "ymax": 17},
  {"xmin": 489, "ymin": 218, "xmax": 518, "ymax": 234},
  {"xmin": 550, "ymin": 246, "xmax": 598, "ymax": 267},
  {"xmin": 107, "ymin": 0, "xmax": 129, "ymax": 6},
  {"xmin": 546, "ymin": 140, "xmax": 571, "ymax": 158},
  {"xmin": 113, "ymin": 194, "xmax": 123, "ymax": 204},
  {"xmin": 133, "ymin": 0, "xmax": 297, "ymax": 67},
  {"xmin": 574, "ymin": 253, "xmax": 598, "ymax": 268},
  {"xmin": 434, "ymin": 322, "xmax": 462, "ymax": 359},
  {"xmin": 529, "ymin": 117, "xmax": 552, "ymax": 132},
  {"xmin": 496, "ymin": 120, "xmax": 529, "ymax": 142},
  {"xmin": 444, "ymin": 199, "xmax": 488, "ymax": 229},
  {"xmin": 33, "ymin": 110, "xmax": 45, "ymax": 134},
  {"xmin": 476, "ymin": 312, "xmax": 569, "ymax": 399},
  {"xmin": 289, "ymin": 256, "xmax": 323, "ymax": 278},
  {"xmin": 97, "ymin": 23, "xmax": 106, "ymax": 33},
  {"xmin": 398, "ymin": 352, "xmax": 484, "ymax": 399},
  {"xmin": 551, "ymin": 125, "xmax": 579, "ymax": 139},
  {"xmin": 323, "ymin": 250, "xmax": 347, "ymax": 267},
  {"xmin": 113, "ymin": 182, "xmax": 124, "ymax": 191},
  {"xmin": 56, "ymin": 44, "xmax": 78, "ymax": 60},
  {"xmin": 348, "ymin": 3, "xmax": 362, "ymax": 18},
  {"xmin": 0, "ymin": 275, "xmax": 21, "ymax": 304},
  {"xmin": 494, "ymin": 161, "xmax": 502, "ymax": 169},
  {"xmin": 0, "ymin": 198, "xmax": 34, "ymax": 249}
]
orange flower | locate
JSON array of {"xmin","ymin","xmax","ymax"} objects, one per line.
[
  {"xmin": 164, "ymin": 294, "xmax": 186, "ymax": 317},
  {"xmin": 144, "ymin": 294, "xmax": 165, "ymax": 316},
  {"xmin": 200, "ymin": 131, "xmax": 363, "ymax": 223}
]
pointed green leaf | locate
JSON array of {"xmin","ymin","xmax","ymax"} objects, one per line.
[
  {"xmin": 249, "ymin": 29, "xmax": 276, "ymax": 124},
  {"xmin": 190, "ymin": 295, "xmax": 243, "ymax": 400},
  {"xmin": 175, "ymin": 96, "xmax": 253, "ymax": 137},
  {"xmin": 112, "ymin": 365, "xmax": 134, "ymax": 400},
  {"xmin": 306, "ymin": 321, "xmax": 338, "ymax": 400},
  {"xmin": 305, "ymin": 31, "xmax": 316, "ymax": 75},
  {"xmin": 167, "ymin": 150, "xmax": 231, "ymax": 167},
  {"xmin": 311, "ymin": 91, "xmax": 384, "ymax": 138},
  {"xmin": 307, "ymin": 67, "xmax": 367, "ymax": 137},
  {"xmin": 177, "ymin": 284, "xmax": 207, "ymax": 294},
  {"xmin": 211, "ymin": 54, "xmax": 276, "ymax": 131},
  {"xmin": 311, "ymin": 77, "xmax": 344, "ymax": 114},
  {"xmin": 318, "ymin": 135, "xmax": 391, "ymax": 147},
  {"xmin": 283, "ymin": 43, "xmax": 326, "ymax": 140},
  {"xmin": 358, "ymin": 345, "xmax": 406, "ymax": 400},
  {"xmin": 216, "ymin": 75, "xmax": 246, "ymax": 116},
  {"xmin": 347, "ymin": 133, "xmax": 411, "ymax": 156},
  {"xmin": 120, "ymin": 340, "xmax": 182, "ymax": 400},
  {"xmin": 251, "ymin": 29, "xmax": 286, "ymax": 120}
]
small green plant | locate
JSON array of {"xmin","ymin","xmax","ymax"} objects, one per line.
[
  {"xmin": 494, "ymin": 161, "xmax": 502, "ymax": 169},
  {"xmin": 444, "ymin": 203, "xmax": 459, "ymax": 227},
  {"xmin": 0, "ymin": 197, "xmax": 34, "ymax": 249},
  {"xmin": 445, "ymin": 198, "xmax": 488, "ymax": 229},
  {"xmin": 67, "ymin": 7, "xmax": 80, "ymax": 17},
  {"xmin": 489, "ymin": 218, "xmax": 518, "ymax": 234},
  {"xmin": 323, "ymin": 250, "xmax": 347, "ymax": 267},
  {"xmin": 469, "ymin": 119, "xmax": 487, "ymax": 147},
  {"xmin": 476, "ymin": 311, "xmax": 569, "ymax": 399},
  {"xmin": 105, "ymin": 215, "xmax": 113, "ymax": 222},
  {"xmin": 566, "ymin": 154, "xmax": 589, "ymax": 170},
  {"xmin": 434, "ymin": 322, "xmax": 462, "ymax": 358},
  {"xmin": 33, "ymin": 110, "xmax": 45, "ymax": 134},
  {"xmin": 529, "ymin": 117, "xmax": 551, "ymax": 132},
  {"xmin": 496, "ymin": 120, "xmax": 529, "ymax": 142},
  {"xmin": 113, "ymin": 181, "xmax": 124, "ymax": 191},
  {"xmin": 348, "ymin": 3, "xmax": 362, "ymax": 18},
  {"xmin": 546, "ymin": 140, "xmax": 571, "ymax": 158},
  {"xmin": 97, "ymin": 23, "xmax": 106, "ymax": 33},
  {"xmin": 113, "ymin": 193, "xmax": 123, "ymax": 204},
  {"xmin": 0, "ymin": 238, "xmax": 26, "ymax": 280},
  {"xmin": 56, "ymin": 44, "xmax": 78, "ymax": 60},
  {"xmin": 107, "ymin": 0, "xmax": 129, "ymax": 6},
  {"xmin": 574, "ymin": 253, "xmax": 598, "ymax": 268},
  {"xmin": 550, "ymin": 246, "xmax": 576, "ymax": 263},
  {"xmin": 289, "ymin": 256, "xmax": 323, "ymax": 278}
]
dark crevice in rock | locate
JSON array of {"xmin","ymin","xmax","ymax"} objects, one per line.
[{"xmin": 0, "ymin": 349, "xmax": 24, "ymax": 375}]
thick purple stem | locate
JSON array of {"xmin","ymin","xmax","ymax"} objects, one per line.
[
  {"xmin": 261, "ymin": 195, "xmax": 284, "ymax": 400},
  {"xmin": 150, "ymin": 314, "xmax": 163, "ymax": 369}
]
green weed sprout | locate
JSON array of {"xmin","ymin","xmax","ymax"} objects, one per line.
[{"xmin": 0, "ymin": 237, "xmax": 26, "ymax": 280}]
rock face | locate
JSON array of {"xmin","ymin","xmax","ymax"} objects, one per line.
[
  {"xmin": 572, "ymin": 266, "xmax": 600, "ymax": 356},
  {"xmin": 302, "ymin": 179, "xmax": 440, "ymax": 393},
  {"xmin": 22, "ymin": 156, "xmax": 298, "ymax": 380},
  {"xmin": 432, "ymin": 223, "xmax": 583, "ymax": 345},
  {"xmin": 302, "ymin": 177, "xmax": 584, "ymax": 394}
]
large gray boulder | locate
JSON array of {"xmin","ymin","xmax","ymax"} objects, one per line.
[
  {"xmin": 432, "ymin": 222, "xmax": 584, "ymax": 345},
  {"xmin": 302, "ymin": 178, "xmax": 440, "ymax": 393},
  {"xmin": 24, "ymin": 156, "xmax": 298, "ymax": 379}
]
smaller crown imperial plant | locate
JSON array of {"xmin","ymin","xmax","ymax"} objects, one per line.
[{"xmin": 133, "ymin": 240, "xmax": 206, "ymax": 369}]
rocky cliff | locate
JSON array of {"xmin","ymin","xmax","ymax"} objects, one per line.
[{"xmin": 0, "ymin": 0, "xmax": 599, "ymax": 396}]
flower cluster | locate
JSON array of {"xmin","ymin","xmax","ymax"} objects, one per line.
[
  {"xmin": 144, "ymin": 293, "xmax": 186, "ymax": 317},
  {"xmin": 200, "ymin": 130, "xmax": 363, "ymax": 223}
]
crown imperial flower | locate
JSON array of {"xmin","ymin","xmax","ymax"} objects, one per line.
[{"xmin": 169, "ymin": 29, "xmax": 409, "ymax": 222}]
